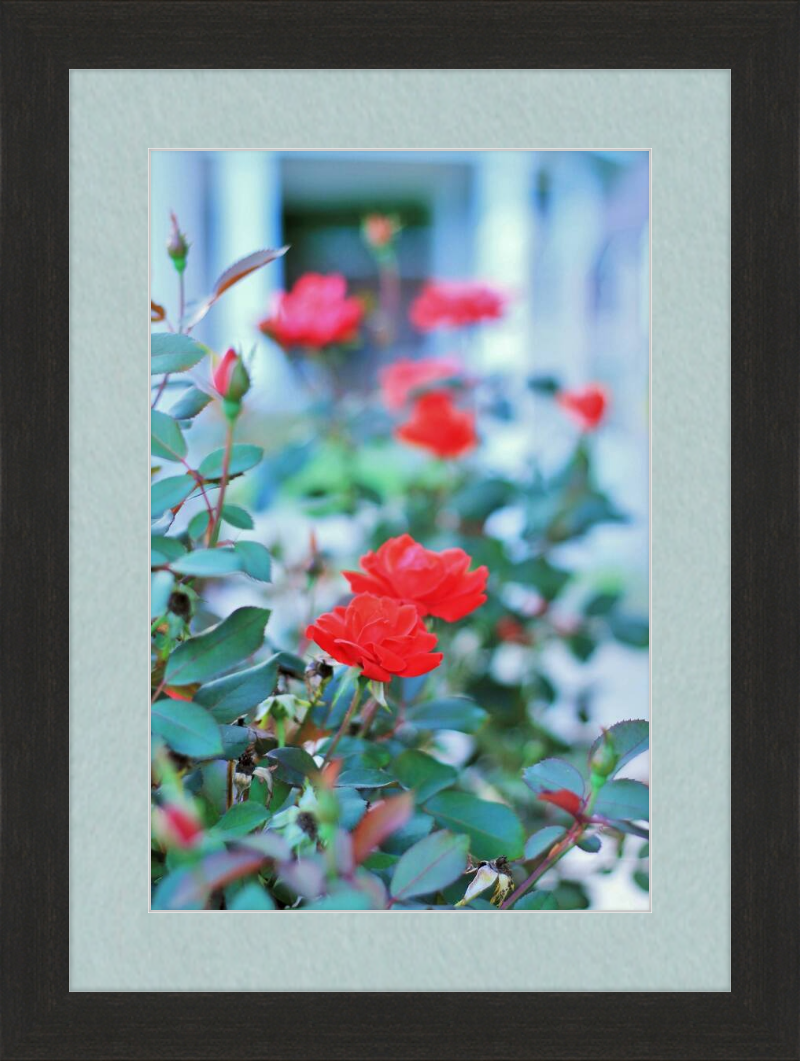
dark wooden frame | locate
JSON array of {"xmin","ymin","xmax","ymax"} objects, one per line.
[{"xmin": 1, "ymin": 1, "xmax": 796, "ymax": 1058}]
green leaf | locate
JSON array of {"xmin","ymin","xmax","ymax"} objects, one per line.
[
  {"xmin": 165, "ymin": 606, "xmax": 271, "ymax": 685},
  {"xmin": 390, "ymin": 830, "xmax": 469, "ymax": 901},
  {"xmin": 524, "ymin": 825, "xmax": 566, "ymax": 861},
  {"xmin": 151, "ymin": 409, "xmax": 187, "ymax": 461},
  {"xmin": 170, "ymin": 385, "xmax": 213, "ymax": 420},
  {"xmin": 151, "ymin": 571, "xmax": 175, "ymax": 618},
  {"xmin": 151, "ymin": 699, "xmax": 223, "ymax": 758},
  {"xmin": 583, "ymin": 590, "xmax": 621, "ymax": 617},
  {"xmin": 152, "ymin": 848, "xmax": 266, "ymax": 910},
  {"xmin": 233, "ymin": 541, "xmax": 272, "ymax": 582},
  {"xmin": 218, "ymin": 725, "xmax": 252, "ymax": 759},
  {"xmin": 523, "ymin": 758, "xmax": 586, "ymax": 799},
  {"xmin": 188, "ymin": 511, "xmax": 210, "ymax": 539},
  {"xmin": 304, "ymin": 889, "xmax": 373, "ymax": 911},
  {"xmin": 609, "ymin": 615, "xmax": 649, "ymax": 648},
  {"xmin": 393, "ymin": 749, "xmax": 457, "ymax": 803},
  {"xmin": 335, "ymin": 768, "xmax": 395, "ymax": 789},
  {"xmin": 211, "ymin": 802, "xmax": 271, "ymax": 838},
  {"xmin": 221, "ymin": 504, "xmax": 254, "ymax": 530},
  {"xmin": 425, "ymin": 791, "xmax": 524, "ymax": 860},
  {"xmin": 512, "ymin": 557, "xmax": 571, "ymax": 601},
  {"xmin": 406, "ymin": 696, "xmax": 487, "ymax": 734},
  {"xmin": 199, "ymin": 444, "xmax": 264, "ymax": 481},
  {"xmin": 633, "ymin": 870, "xmax": 650, "ymax": 892},
  {"xmin": 194, "ymin": 655, "xmax": 280, "ymax": 723},
  {"xmin": 151, "ymin": 333, "xmax": 210, "ymax": 375},
  {"xmin": 151, "ymin": 474, "xmax": 195, "ymax": 518},
  {"xmin": 588, "ymin": 720, "xmax": 648, "ymax": 777},
  {"xmin": 151, "ymin": 535, "xmax": 186, "ymax": 565},
  {"xmin": 577, "ymin": 834, "xmax": 602, "ymax": 853},
  {"xmin": 265, "ymin": 746, "xmax": 319, "ymax": 787},
  {"xmin": 381, "ymin": 812, "xmax": 434, "ymax": 855},
  {"xmin": 228, "ymin": 882, "xmax": 275, "ymax": 910},
  {"xmin": 170, "ymin": 547, "xmax": 243, "ymax": 578},
  {"xmin": 514, "ymin": 889, "xmax": 558, "ymax": 910},
  {"xmin": 593, "ymin": 779, "xmax": 649, "ymax": 822}
]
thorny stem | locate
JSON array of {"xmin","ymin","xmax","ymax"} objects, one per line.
[
  {"xmin": 322, "ymin": 681, "xmax": 363, "ymax": 765},
  {"xmin": 207, "ymin": 420, "xmax": 234, "ymax": 547},
  {"xmin": 152, "ymin": 373, "xmax": 170, "ymax": 410},
  {"xmin": 500, "ymin": 819, "xmax": 585, "ymax": 909}
]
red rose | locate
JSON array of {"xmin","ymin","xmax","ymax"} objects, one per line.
[
  {"xmin": 306, "ymin": 593, "xmax": 443, "ymax": 682},
  {"xmin": 379, "ymin": 355, "xmax": 465, "ymax": 412},
  {"xmin": 343, "ymin": 534, "xmax": 487, "ymax": 622},
  {"xmin": 556, "ymin": 384, "xmax": 609, "ymax": 431},
  {"xmin": 395, "ymin": 391, "xmax": 477, "ymax": 459},
  {"xmin": 258, "ymin": 273, "xmax": 364, "ymax": 351},
  {"xmin": 409, "ymin": 280, "xmax": 506, "ymax": 331}
]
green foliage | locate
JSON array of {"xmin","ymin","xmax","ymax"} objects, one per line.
[
  {"xmin": 165, "ymin": 607, "xmax": 271, "ymax": 685},
  {"xmin": 151, "ymin": 699, "xmax": 222, "ymax": 758},
  {"xmin": 390, "ymin": 831, "xmax": 470, "ymax": 901},
  {"xmin": 151, "ymin": 333, "xmax": 209, "ymax": 375},
  {"xmin": 425, "ymin": 791, "xmax": 524, "ymax": 861},
  {"xmin": 150, "ymin": 219, "xmax": 649, "ymax": 912}
]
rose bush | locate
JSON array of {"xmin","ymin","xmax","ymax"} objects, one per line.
[{"xmin": 150, "ymin": 213, "xmax": 649, "ymax": 913}]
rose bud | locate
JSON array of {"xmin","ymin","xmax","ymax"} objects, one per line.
[
  {"xmin": 166, "ymin": 211, "xmax": 189, "ymax": 273},
  {"xmin": 306, "ymin": 593, "xmax": 443, "ymax": 682},
  {"xmin": 343, "ymin": 533, "xmax": 487, "ymax": 622},
  {"xmin": 362, "ymin": 213, "xmax": 401, "ymax": 250},
  {"xmin": 211, "ymin": 348, "xmax": 250, "ymax": 419}
]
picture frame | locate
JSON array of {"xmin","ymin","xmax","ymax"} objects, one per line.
[{"xmin": 1, "ymin": 1, "xmax": 796, "ymax": 1058}]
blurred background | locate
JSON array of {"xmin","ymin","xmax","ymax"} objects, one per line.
[{"xmin": 152, "ymin": 150, "xmax": 649, "ymax": 910}]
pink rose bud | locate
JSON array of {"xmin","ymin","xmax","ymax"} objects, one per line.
[
  {"xmin": 212, "ymin": 348, "xmax": 250, "ymax": 403},
  {"xmin": 363, "ymin": 213, "xmax": 400, "ymax": 250}
]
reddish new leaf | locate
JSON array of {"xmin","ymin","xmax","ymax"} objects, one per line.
[
  {"xmin": 538, "ymin": 788, "xmax": 584, "ymax": 817},
  {"xmin": 351, "ymin": 792, "xmax": 413, "ymax": 864},
  {"xmin": 185, "ymin": 246, "xmax": 289, "ymax": 330},
  {"xmin": 151, "ymin": 299, "xmax": 166, "ymax": 322}
]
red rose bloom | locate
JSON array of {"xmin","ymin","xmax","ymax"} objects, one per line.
[
  {"xmin": 556, "ymin": 384, "xmax": 609, "ymax": 431},
  {"xmin": 306, "ymin": 593, "xmax": 443, "ymax": 682},
  {"xmin": 379, "ymin": 355, "xmax": 464, "ymax": 412},
  {"xmin": 409, "ymin": 280, "xmax": 506, "ymax": 331},
  {"xmin": 395, "ymin": 391, "xmax": 477, "ymax": 459},
  {"xmin": 343, "ymin": 534, "xmax": 488, "ymax": 622},
  {"xmin": 211, "ymin": 348, "xmax": 238, "ymax": 395},
  {"xmin": 258, "ymin": 273, "xmax": 364, "ymax": 351}
]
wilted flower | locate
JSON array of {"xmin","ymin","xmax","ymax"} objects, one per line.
[
  {"xmin": 379, "ymin": 355, "xmax": 465, "ymax": 411},
  {"xmin": 306, "ymin": 593, "xmax": 443, "ymax": 682},
  {"xmin": 258, "ymin": 273, "xmax": 364, "ymax": 351},
  {"xmin": 455, "ymin": 857, "xmax": 514, "ymax": 907},
  {"xmin": 495, "ymin": 617, "xmax": 532, "ymax": 645},
  {"xmin": 395, "ymin": 391, "xmax": 477, "ymax": 459},
  {"xmin": 556, "ymin": 384, "xmax": 609, "ymax": 431},
  {"xmin": 409, "ymin": 280, "xmax": 506, "ymax": 331},
  {"xmin": 343, "ymin": 533, "xmax": 487, "ymax": 622}
]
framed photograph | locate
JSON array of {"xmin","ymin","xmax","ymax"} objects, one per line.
[{"xmin": 2, "ymin": 2, "xmax": 797, "ymax": 1059}]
